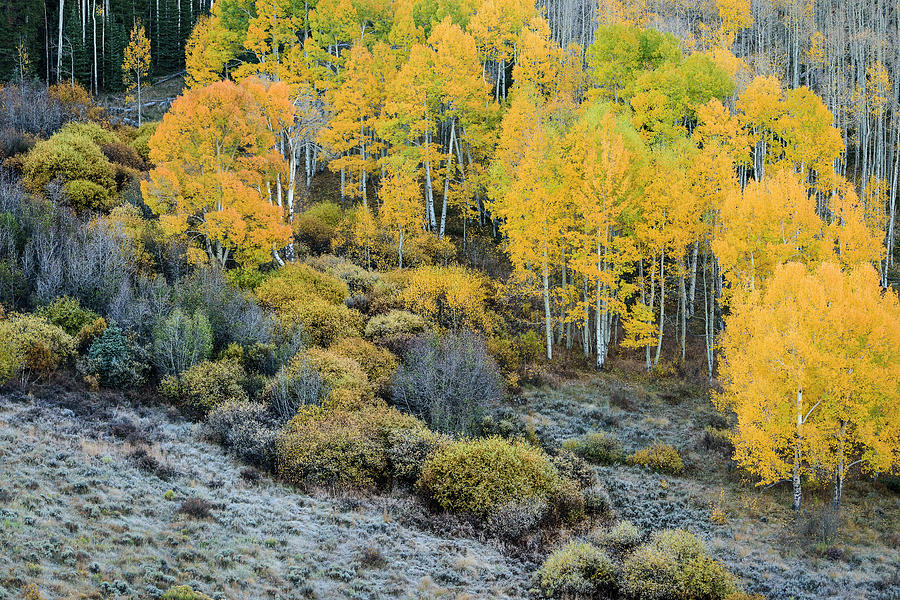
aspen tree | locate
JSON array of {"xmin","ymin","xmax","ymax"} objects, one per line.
[{"xmin": 122, "ymin": 21, "xmax": 151, "ymax": 126}]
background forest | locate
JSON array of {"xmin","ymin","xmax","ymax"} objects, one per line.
[{"xmin": 0, "ymin": 0, "xmax": 898, "ymax": 599}]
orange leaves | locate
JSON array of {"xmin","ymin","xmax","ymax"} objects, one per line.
[{"xmin": 142, "ymin": 78, "xmax": 294, "ymax": 268}]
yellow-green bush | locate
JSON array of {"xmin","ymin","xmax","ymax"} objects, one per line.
[
  {"xmin": 0, "ymin": 313, "xmax": 76, "ymax": 383},
  {"xmin": 130, "ymin": 122, "xmax": 158, "ymax": 163},
  {"xmin": 256, "ymin": 263, "xmax": 348, "ymax": 309},
  {"xmin": 160, "ymin": 358, "xmax": 248, "ymax": 416},
  {"xmin": 160, "ymin": 586, "xmax": 213, "ymax": 600},
  {"xmin": 418, "ymin": 437, "xmax": 563, "ymax": 517},
  {"xmin": 329, "ymin": 337, "xmax": 397, "ymax": 393},
  {"xmin": 303, "ymin": 347, "xmax": 369, "ymax": 399},
  {"xmin": 276, "ymin": 402, "xmax": 429, "ymax": 488},
  {"xmin": 621, "ymin": 543, "xmax": 682, "ymax": 600},
  {"xmin": 294, "ymin": 202, "xmax": 344, "ymax": 253},
  {"xmin": 627, "ymin": 443, "xmax": 684, "ymax": 475},
  {"xmin": 35, "ymin": 296, "xmax": 100, "ymax": 337},
  {"xmin": 402, "ymin": 232, "xmax": 456, "ymax": 267},
  {"xmin": 363, "ymin": 309, "xmax": 426, "ymax": 342},
  {"xmin": 396, "ymin": 265, "xmax": 492, "ymax": 332},
  {"xmin": 536, "ymin": 541, "xmax": 618, "ymax": 599},
  {"xmin": 622, "ymin": 530, "xmax": 738, "ymax": 600},
  {"xmin": 283, "ymin": 299, "xmax": 364, "ymax": 347},
  {"xmin": 563, "ymin": 431, "xmax": 624, "ymax": 465},
  {"xmin": 23, "ymin": 122, "xmax": 117, "ymax": 204}
]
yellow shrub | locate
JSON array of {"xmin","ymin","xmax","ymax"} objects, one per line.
[
  {"xmin": 256, "ymin": 263, "xmax": 348, "ymax": 309},
  {"xmin": 418, "ymin": 437, "xmax": 563, "ymax": 517},
  {"xmin": 329, "ymin": 337, "xmax": 397, "ymax": 393},
  {"xmin": 363, "ymin": 309, "xmax": 426, "ymax": 342},
  {"xmin": 281, "ymin": 298, "xmax": 364, "ymax": 347},
  {"xmin": 276, "ymin": 403, "xmax": 429, "ymax": 488},
  {"xmin": 304, "ymin": 347, "xmax": 368, "ymax": 392},
  {"xmin": 627, "ymin": 443, "xmax": 684, "ymax": 475},
  {"xmin": 396, "ymin": 265, "xmax": 492, "ymax": 332},
  {"xmin": 536, "ymin": 541, "xmax": 617, "ymax": 599}
]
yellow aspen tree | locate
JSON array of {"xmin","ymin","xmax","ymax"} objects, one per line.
[
  {"xmin": 378, "ymin": 159, "xmax": 423, "ymax": 268},
  {"xmin": 816, "ymin": 263, "xmax": 900, "ymax": 514},
  {"xmin": 716, "ymin": 262, "xmax": 835, "ymax": 512},
  {"xmin": 715, "ymin": 0, "xmax": 752, "ymax": 47},
  {"xmin": 122, "ymin": 21, "xmax": 151, "ymax": 126},
  {"xmin": 489, "ymin": 90, "xmax": 564, "ymax": 359},
  {"xmin": 564, "ymin": 104, "xmax": 642, "ymax": 368}
]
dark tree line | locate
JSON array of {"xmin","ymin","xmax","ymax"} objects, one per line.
[{"xmin": 0, "ymin": 0, "xmax": 209, "ymax": 92}]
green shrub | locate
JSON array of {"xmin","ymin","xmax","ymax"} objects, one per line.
[
  {"xmin": 622, "ymin": 530, "xmax": 737, "ymax": 600},
  {"xmin": 551, "ymin": 450, "xmax": 598, "ymax": 488},
  {"xmin": 680, "ymin": 556, "xmax": 738, "ymax": 600},
  {"xmin": 563, "ymin": 431, "xmax": 624, "ymax": 465},
  {"xmin": 650, "ymin": 529, "xmax": 706, "ymax": 562},
  {"xmin": 385, "ymin": 427, "xmax": 450, "ymax": 485},
  {"xmin": 152, "ymin": 308, "xmax": 213, "ymax": 375},
  {"xmin": 160, "ymin": 358, "xmax": 248, "ymax": 416},
  {"xmin": 621, "ymin": 543, "xmax": 682, "ymax": 600},
  {"xmin": 161, "ymin": 586, "xmax": 213, "ymax": 600},
  {"xmin": 536, "ymin": 541, "xmax": 618, "ymax": 599},
  {"xmin": 302, "ymin": 348, "xmax": 369, "ymax": 400},
  {"xmin": 130, "ymin": 122, "xmax": 158, "ymax": 163},
  {"xmin": 306, "ymin": 254, "xmax": 381, "ymax": 295},
  {"xmin": 0, "ymin": 313, "xmax": 76, "ymax": 383},
  {"xmin": 63, "ymin": 179, "xmax": 115, "ymax": 211},
  {"xmin": 364, "ymin": 309, "xmax": 426, "ymax": 342},
  {"xmin": 23, "ymin": 124, "xmax": 116, "ymax": 200},
  {"xmin": 35, "ymin": 296, "xmax": 100, "ymax": 337},
  {"xmin": 84, "ymin": 326, "xmax": 146, "ymax": 387},
  {"xmin": 329, "ymin": 337, "xmax": 397, "ymax": 393},
  {"xmin": 418, "ymin": 437, "xmax": 563, "ymax": 517},
  {"xmin": 627, "ymin": 442, "xmax": 684, "ymax": 475},
  {"xmin": 276, "ymin": 403, "xmax": 429, "ymax": 488},
  {"xmin": 596, "ymin": 520, "xmax": 642, "ymax": 552},
  {"xmin": 294, "ymin": 202, "xmax": 344, "ymax": 253},
  {"xmin": 549, "ymin": 477, "xmax": 587, "ymax": 523}
]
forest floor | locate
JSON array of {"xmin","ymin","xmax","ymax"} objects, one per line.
[{"xmin": 0, "ymin": 374, "xmax": 898, "ymax": 600}]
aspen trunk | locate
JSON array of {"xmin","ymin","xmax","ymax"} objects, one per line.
[
  {"xmin": 793, "ymin": 388, "xmax": 803, "ymax": 513},
  {"xmin": 542, "ymin": 257, "xmax": 552, "ymax": 361}
]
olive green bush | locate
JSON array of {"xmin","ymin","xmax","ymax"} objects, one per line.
[
  {"xmin": 160, "ymin": 358, "xmax": 248, "ymax": 416},
  {"xmin": 161, "ymin": 586, "xmax": 213, "ymax": 600},
  {"xmin": 256, "ymin": 263, "xmax": 348, "ymax": 309},
  {"xmin": 627, "ymin": 442, "xmax": 685, "ymax": 475},
  {"xmin": 535, "ymin": 541, "xmax": 618, "ymax": 599},
  {"xmin": 363, "ymin": 309, "xmax": 427, "ymax": 344},
  {"xmin": 595, "ymin": 520, "xmax": 643, "ymax": 552},
  {"xmin": 35, "ymin": 296, "xmax": 100, "ymax": 337},
  {"xmin": 276, "ymin": 403, "xmax": 429, "ymax": 488},
  {"xmin": 418, "ymin": 437, "xmax": 564, "ymax": 517},
  {"xmin": 294, "ymin": 202, "xmax": 344, "ymax": 253},
  {"xmin": 329, "ymin": 336, "xmax": 397, "ymax": 394},
  {"xmin": 563, "ymin": 431, "xmax": 624, "ymax": 465},
  {"xmin": 0, "ymin": 312, "xmax": 76, "ymax": 383}
]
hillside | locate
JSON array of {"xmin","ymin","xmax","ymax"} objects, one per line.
[{"xmin": 2, "ymin": 375, "xmax": 897, "ymax": 599}]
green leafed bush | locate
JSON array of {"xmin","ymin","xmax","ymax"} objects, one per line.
[
  {"xmin": 35, "ymin": 296, "xmax": 100, "ymax": 337},
  {"xmin": 418, "ymin": 437, "xmax": 563, "ymax": 517},
  {"xmin": 160, "ymin": 358, "xmax": 248, "ymax": 416},
  {"xmin": 161, "ymin": 586, "xmax": 213, "ymax": 600},
  {"xmin": 627, "ymin": 442, "xmax": 684, "ymax": 475},
  {"xmin": 0, "ymin": 312, "xmax": 76, "ymax": 383},
  {"xmin": 563, "ymin": 431, "xmax": 624, "ymax": 465},
  {"xmin": 363, "ymin": 309, "xmax": 427, "ymax": 343},
  {"xmin": 536, "ymin": 541, "xmax": 618, "ymax": 599},
  {"xmin": 276, "ymin": 402, "xmax": 429, "ymax": 489}
]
